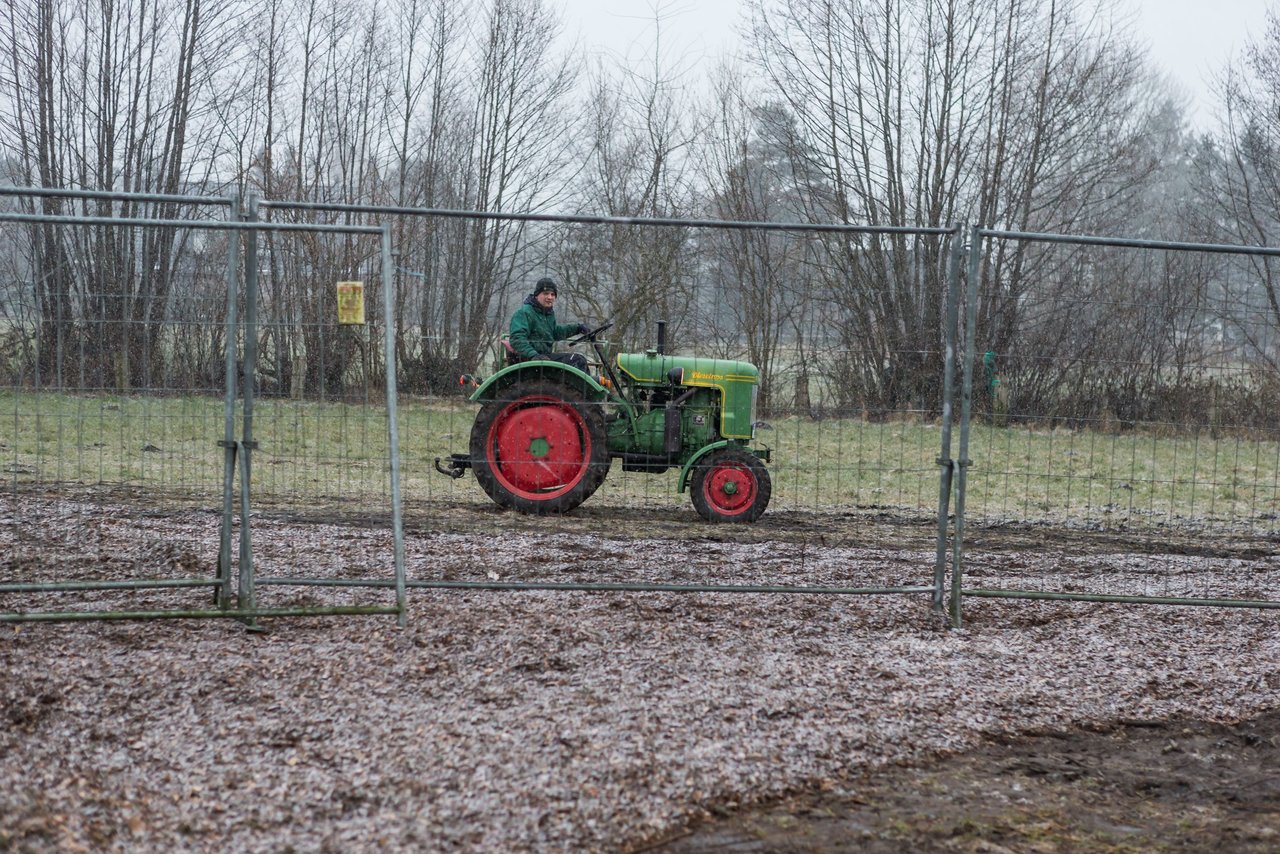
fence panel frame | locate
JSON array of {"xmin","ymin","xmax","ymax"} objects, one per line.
[
  {"xmin": 5, "ymin": 188, "xmax": 1008, "ymax": 623},
  {"xmin": 0, "ymin": 189, "xmax": 406, "ymax": 624},
  {"xmin": 949, "ymin": 226, "xmax": 1280, "ymax": 626},
  {"xmin": 257, "ymin": 200, "xmax": 963, "ymax": 610}
]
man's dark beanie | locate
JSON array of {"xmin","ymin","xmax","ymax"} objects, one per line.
[{"xmin": 534, "ymin": 277, "xmax": 558, "ymax": 296}]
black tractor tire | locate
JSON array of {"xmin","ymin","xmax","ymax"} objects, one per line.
[
  {"xmin": 469, "ymin": 379, "xmax": 610, "ymax": 515},
  {"xmin": 690, "ymin": 447, "xmax": 772, "ymax": 523}
]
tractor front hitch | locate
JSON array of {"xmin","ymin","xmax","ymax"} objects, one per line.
[{"xmin": 434, "ymin": 453, "xmax": 472, "ymax": 479}]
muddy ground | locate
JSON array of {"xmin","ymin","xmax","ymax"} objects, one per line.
[
  {"xmin": 3, "ymin": 487, "xmax": 1280, "ymax": 851},
  {"xmin": 646, "ymin": 711, "xmax": 1280, "ymax": 852},
  {"xmin": 319, "ymin": 501, "xmax": 1280, "ymax": 851}
]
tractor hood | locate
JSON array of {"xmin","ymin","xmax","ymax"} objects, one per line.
[
  {"xmin": 615, "ymin": 353, "xmax": 759, "ymax": 387},
  {"xmin": 616, "ymin": 352, "xmax": 760, "ymax": 440}
]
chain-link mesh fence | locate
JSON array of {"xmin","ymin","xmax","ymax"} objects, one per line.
[
  {"xmin": 333, "ymin": 209, "xmax": 962, "ymax": 603},
  {"xmin": 12, "ymin": 191, "xmax": 1280, "ymax": 627},
  {"xmin": 951, "ymin": 228, "xmax": 1280, "ymax": 621},
  {"xmin": 4, "ymin": 196, "xmax": 967, "ymax": 613},
  {"xmin": 1, "ymin": 192, "xmax": 404, "ymax": 622}
]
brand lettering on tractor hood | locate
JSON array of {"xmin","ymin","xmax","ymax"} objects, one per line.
[{"xmin": 692, "ymin": 372, "xmax": 725, "ymax": 381}]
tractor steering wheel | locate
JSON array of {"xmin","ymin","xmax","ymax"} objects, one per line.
[{"xmin": 569, "ymin": 322, "xmax": 613, "ymax": 345}]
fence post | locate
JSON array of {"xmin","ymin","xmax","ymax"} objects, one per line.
[
  {"xmin": 380, "ymin": 226, "xmax": 407, "ymax": 626},
  {"xmin": 217, "ymin": 194, "xmax": 242, "ymax": 610},
  {"xmin": 949, "ymin": 225, "xmax": 983, "ymax": 628},
  {"xmin": 237, "ymin": 196, "xmax": 261, "ymax": 627},
  {"xmin": 933, "ymin": 225, "xmax": 965, "ymax": 614}
]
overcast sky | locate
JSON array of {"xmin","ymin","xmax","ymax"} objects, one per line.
[{"xmin": 555, "ymin": 0, "xmax": 1275, "ymax": 130}]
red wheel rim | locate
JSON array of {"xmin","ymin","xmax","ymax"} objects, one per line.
[
  {"xmin": 487, "ymin": 395, "xmax": 591, "ymax": 499},
  {"xmin": 703, "ymin": 461, "xmax": 757, "ymax": 516}
]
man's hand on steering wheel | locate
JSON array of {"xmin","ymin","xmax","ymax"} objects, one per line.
[{"xmin": 568, "ymin": 321, "xmax": 613, "ymax": 345}]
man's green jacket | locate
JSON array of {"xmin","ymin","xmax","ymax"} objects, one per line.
[{"xmin": 509, "ymin": 295, "xmax": 578, "ymax": 359}]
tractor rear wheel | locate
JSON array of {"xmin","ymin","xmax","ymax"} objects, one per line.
[
  {"xmin": 470, "ymin": 380, "xmax": 610, "ymax": 514},
  {"xmin": 690, "ymin": 447, "xmax": 771, "ymax": 523}
]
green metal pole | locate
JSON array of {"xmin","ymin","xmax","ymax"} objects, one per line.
[
  {"xmin": 933, "ymin": 227, "xmax": 964, "ymax": 613},
  {"xmin": 950, "ymin": 226, "xmax": 983, "ymax": 628},
  {"xmin": 380, "ymin": 227, "xmax": 408, "ymax": 627}
]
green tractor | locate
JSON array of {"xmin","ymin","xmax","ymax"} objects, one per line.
[{"xmin": 435, "ymin": 323, "xmax": 772, "ymax": 522}]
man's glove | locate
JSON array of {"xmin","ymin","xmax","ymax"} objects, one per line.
[
  {"xmin": 576, "ymin": 323, "xmax": 591, "ymax": 336},
  {"xmin": 536, "ymin": 352, "xmax": 550, "ymax": 360}
]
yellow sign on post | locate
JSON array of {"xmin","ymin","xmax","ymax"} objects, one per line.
[{"xmin": 336, "ymin": 281, "xmax": 365, "ymax": 325}]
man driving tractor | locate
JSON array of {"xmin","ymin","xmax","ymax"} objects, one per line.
[
  {"xmin": 509, "ymin": 277, "xmax": 589, "ymax": 372},
  {"xmin": 441, "ymin": 295, "xmax": 772, "ymax": 522}
]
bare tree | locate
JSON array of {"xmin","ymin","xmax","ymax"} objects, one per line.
[
  {"xmin": 1004, "ymin": 95, "xmax": 1227, "ymax": 424},
  {"xmin": 555, "ymin": 3, "xmax": 703, "ymax": 352},
  {"xmin": 1209, "ymin": 9, "xmax": 1280, "ymax": 374},
  {"xmin": 390, "ymin": 0, "xmax": 578, "ymax": 392},
  {"xmin": 235, "ymin": 0, "xmax": 384, "ymax": 398},
  {"xmin": 0, "ymin": 0, "xmax": 242, "ymax": 391},
  {"xmin": 383, "ymin": 0, "xmax": 464, "ymax": 382},
  {"xmin": 747, "ymin": 0, "xmax": 1159, "ymax": 414},
  {"xmin": 697, "ymin": 67, "xmax": 821, "ymax": 415}
]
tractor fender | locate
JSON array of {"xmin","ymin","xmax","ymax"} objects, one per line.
[
  {"xmin": 469, "ymin": 360, "xmax": 608, "ymax": 403},
  {"xmin": 677, "ymin": 441, "xmax": 734, "ymax": 493}
]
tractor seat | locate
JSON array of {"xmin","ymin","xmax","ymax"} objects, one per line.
[{"xmin": 502, "ymin": 337, "xmax": 523, "ymax": 366}]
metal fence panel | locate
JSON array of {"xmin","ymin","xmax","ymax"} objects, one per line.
[
  {"xmin": 951, "ymin": 230, "xmax": 1280, "ymax": 622},
  {"xmin": 2, "ymin": 190, "xmax": 967, "ymax": 619},
  {"xmin": 370, "ymin": 214, "xmax": 963, "ymax": 604},
  {"xmin": 0, "ymin": 196, "xmax": 404, "ymax": 622},
  {"xmin": 10, "ymin": 190, "xmax": 1280, "ymax": 627}
]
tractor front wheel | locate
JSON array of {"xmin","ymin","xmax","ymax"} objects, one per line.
[
  {"xmin": 470, "ymin": 380, "xmax": 610, "ymax": 515},
  {"xmin": 690, "ymin": 447, "xmax": 771, "ymax": 523}
]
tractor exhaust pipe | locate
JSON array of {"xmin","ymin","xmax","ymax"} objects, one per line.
[{"xmin": 656, "ymin": 320, "xmax": 666, "ymax": 354}]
